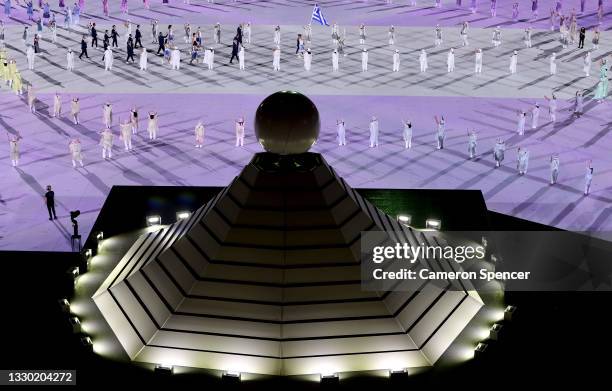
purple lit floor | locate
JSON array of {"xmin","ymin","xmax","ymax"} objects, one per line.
[
  {"xmin": 0, "ymin": 0, "xmax": 610, "ymax": 30},
  {"xmin": 0, "ymin": 0, "xmax": 611, "ymax": 251},
  {"xmin": 1, "ymin": 93, "xmax": 611, "ymax": 251}
]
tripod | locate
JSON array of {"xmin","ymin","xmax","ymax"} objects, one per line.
[{"xmin": 71, "ymin": 218, "xmax": 81, "ymax": 252}]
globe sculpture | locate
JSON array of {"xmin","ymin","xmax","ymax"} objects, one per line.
[{"xmin": 254, "ymin": 91, "xmax": 320, "ymax": 155}]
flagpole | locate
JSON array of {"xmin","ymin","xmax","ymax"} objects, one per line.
[{"xmin": 308, "ymin": 3, "xmax": 313, "ymax": 26}]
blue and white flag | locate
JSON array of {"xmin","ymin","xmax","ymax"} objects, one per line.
[{"xmin": 311, "ymin": 3, "xmax": 329, "ymax": 26}]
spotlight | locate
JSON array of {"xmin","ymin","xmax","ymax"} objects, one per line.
[
  {"xmin": 176, "ymin": 211, "xmax": 191, "ymax": 220},
  {"xmin": 95, "ymin": 232, "xmax": 104, "ymax": 242},
  {"xmin": 146, "ymin": 215, "xmax": 161, "ymax": 226},
  {"xmin": 68, "ymin": 316, "xmax": 81, "ymax": 333},
  {"xmin": 81, "ymin": 248, "xmax": 94, "ymax": 272},
  {"xmin": 67, "ymin": 266, "xmax": 80, "ymax": 287},
  {"xmin": 222, "ymin": 371, "xmax": 241, "ymax": 384},
  {"xmin": 489, "ymin": 323, "xmax": 503, "ymax": 341},
  {"xmin": 320, "ymin": 373, "xmax": 339, "ymax": 385},
  {"xmin": 425, "ymin": 219, "xmax": 441, "ymax": 230},
  {"xmin": 389, "ymin": 368, "xmax": 408, "ymax": 380},
  {"xmin": 396, "ymin": 214, "xmax": 412, "ymax": 226},
  {"xmin": 58, "ymin": 298, "xmax": 70, "ymax": 313},
  {"xmin": 474, "ymin": 342, "xmax": 489, "ymax": 359},
  {"xmin": 504, "ymin": 305, "xmax": 517, "ymax": 321},
  {"xmin": 154, "ymin": 364, "xmax": 174, "ymax": 375},
  {"xmin": 80, "ymin": 336, "xmax": 93, "ymax": 352},
  {"xmin": 68, "ymin": 266, "xmax": 79, "ymax": 280}
]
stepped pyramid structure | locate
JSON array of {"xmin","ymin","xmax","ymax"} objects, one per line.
[{"xmin": 93, "ymin": 92, "xmax": 483, "ymax": 376}]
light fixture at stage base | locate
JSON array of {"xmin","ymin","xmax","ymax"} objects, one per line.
[
  {"xmin": 474, "ymin": 342, "xmax": 489, "ymax": 359},
  {"xmin": 481, "ymin": 236, "xmax": 488, "ymax": 248},
  {"xmin": 489, "ymin": 323, "xmax": 503, "ymax": 341},
  {"xmin": 504, "ymin": 305, "xmax": 517, "ymax": 321},
  {"xmin": 154, "ymin": 364, "xmax": 174, "ymax": 375},
  {"xmin": 389, "ymin": 368, "xmax": 409, "ymax": 381},
  {"xmin": 80, "ymin": 336, "xmax": 93, "ymax": 352},
  {"xmin": 58, "ymin": 298, "xmax": 70, "ymax": 313},
  {"xmin": 176, "ymin": 211, "xmax": 191, "ymax": 220},
  {"xmin": 67, "ymin": 266, "xmax": 79, "ymax": 284},
  {"xmin": 82, "ymin": 248, "xmax": 94, "ymax": 272},
  {"xmin": 222, "ymin": 370, "xmax": 241, "ymax": 384},
  {"xmin": 95, "ymin": 232, "xmax": 104, "ymax": 242},
  {"xmin": 146, "ymin": 215, "xmax": 162, "ymax": 227},
  {"xmin": 397, "ymin": 214, "xmax": 412, "ymax": 226},
  {"xmin": 425, "ymin": 218, "xmax": 442, "ymax": 230},
  {"xmin": 68, "ymin": 316, "xmax": 81, "ymax": 333},
  {"xmin": 320, "ymin": 373, "xmax": 339, "ymax": 385}
]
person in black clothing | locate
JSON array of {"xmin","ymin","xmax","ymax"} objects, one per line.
[
  {"xmin": 91, "ymin": 22, "xmax": 98, "ymax": 47},
  {"xmin": 578, "ymin": 27, "xmax": 586, "ymax": 49},
  {"xmin": 235, "ymin": 25, "xmax": 243, "ymax": 45},
  {"xmin": 101, "ymin": 33, "xmax": 109, "ymax": 60},
  {"xmin": 44, "ymin": 185, "xmax": 57, "ymax": 220},
  {"xmin": 103, "ymin": 30, "xmax": 110, "ymax": 48},
  {"xmin": 135, "ymin": 24, "xmax": 142, "ymax": 48},
  {"xmin": 79, "ymin": 35, "xmax": 89, "ymax": 59},
  {"xmin": 126, "ymin": 35, "xmax": 135, "ymax": 62},
  {"xmin": 111, "ymin": 25, "xmax": 118, "ymax": 47},
  {"xmin": 229, "ymin": 38, "xmax": 239, "ymax": 64},
  {"xmin": 156, "ymin": 31, "xmax": 167, "ymax": 55}
]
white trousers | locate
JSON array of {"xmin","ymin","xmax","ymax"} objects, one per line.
[
  {"xmin": 550, "ymin": 169, "xmax": 559, "ymax": 184},
  {"xmin": 468, "ymin": 143, "xmax": 476, "ymax": 158}
]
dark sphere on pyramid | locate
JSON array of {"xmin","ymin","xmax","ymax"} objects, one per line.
[{"xmin": 254, "ymin": 91, "xmax": 320, "ymax": 155}]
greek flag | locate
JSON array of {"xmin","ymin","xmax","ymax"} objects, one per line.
[{"xmin": 311, "ymin": 3, "xmax": 329, "ymax": 26}]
